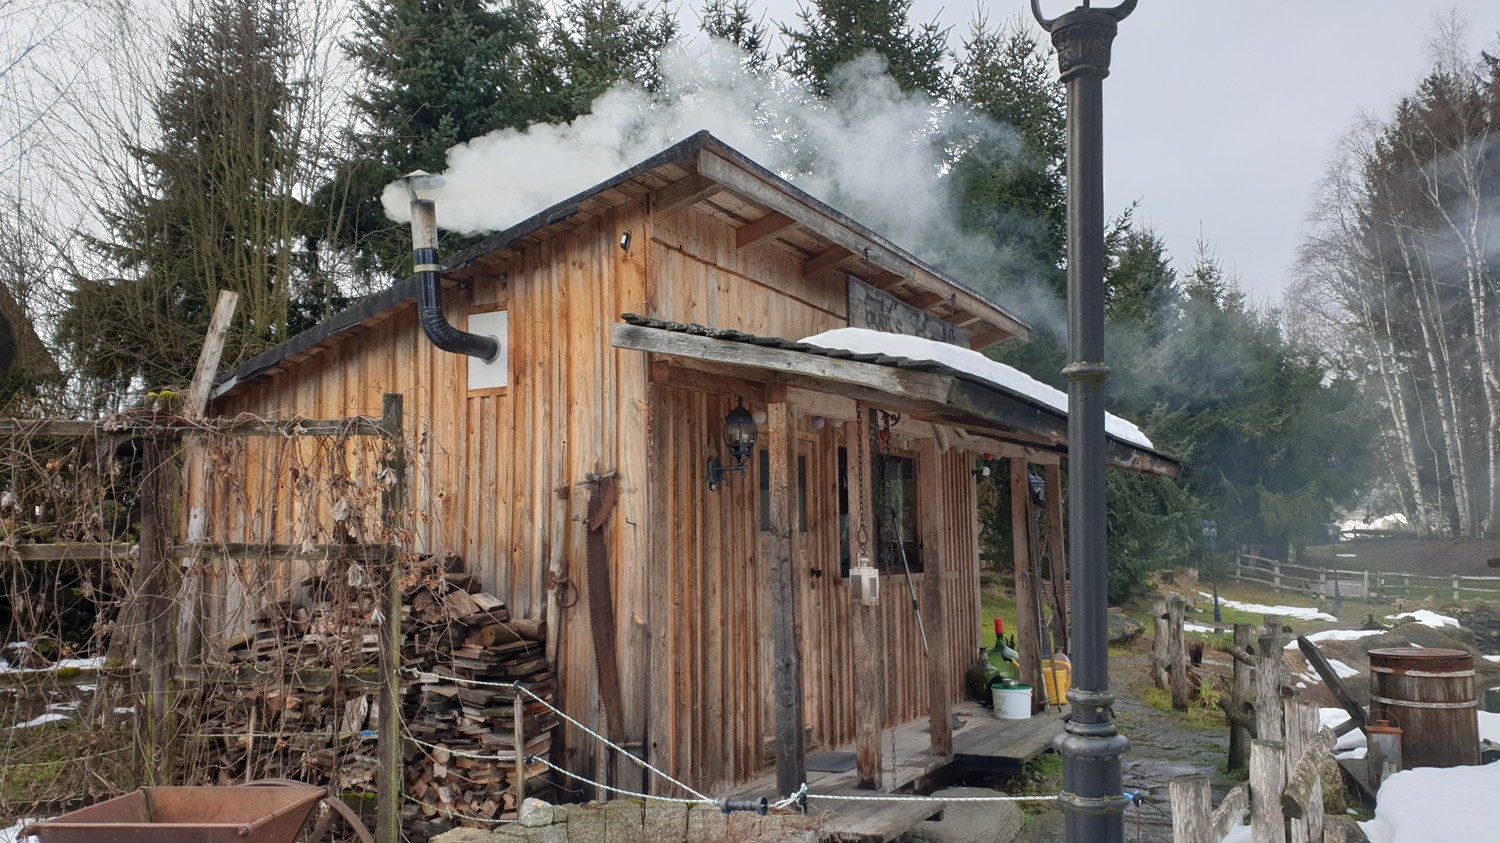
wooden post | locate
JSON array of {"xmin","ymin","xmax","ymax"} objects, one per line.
[
  {"xmin": 1257, "ymin": 634, "xmax": 1285, "ymax": 745},
  {"xmin": 377, "ymin": 394, "xmax": 406, "ymax": 843},
  {"xmin": 1168, "ymin": 597, "xmax": 1189, "ymax": 711},
  {"xmin": 1169, "ymin": 774, "xmax": 1213, "ymax": 843},
  {"xmin": 1250, "ymin": 739, "xmax": 1287, "ymax": 843},
  {"xmin": 1403, "ymin": 573, "xmax": 1410, "ymax": 598},
  {"xmin": 178, "ymin": 290, "xmax": 239, "ymax": 664},
  {"xmin": 918, "ymin": 439, "xmax": 951, "ymax": 757},
  {"xmin": 1043, "ymin": 463, "xmax": 1069, "ymax": 654},
  {"xmin": 137, "ymin": 434, "xmax": 176, "ymax": 785},
  {"xmin": 513, "ymin": 694, "xmax": 526, "ymax": 811},
  {"xmin": 1234, "ymin": 554, "xmax": 1243, "ymax": 584},
  {"xmin": 767, "ymin": 400, "xmax": 806, "ymax": 798},
  {"xmin": 1362, "ymin": 570, "xmax": 1370, "ymax": 602},
  {"xmin": 1273, "ymin": 562, "xmax": 1282, "ymax": 592},
  {"xmin": 1228, "ymin": 623, "xmax": 1253, "ymax": 771},
  {"xmin": 1285, "ymin": 701, "xmax": 1324, "ymax": 843},
  {"xmin": 1453, "ymin": 574, "xmax": 1461, "ymax": 602},
  {"xmin": 1152, "ymin": 599, "xmax": 1169, "ymax": 690},
  {"xmin": 1009, "ymin": 458, "xmax": 1043, "ymax": 710},
  {"xmin": 851, "ymin": 408, "xmax": 883, "ymax": 789}
]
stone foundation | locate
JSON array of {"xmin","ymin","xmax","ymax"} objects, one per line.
[{"xmin": 431, "ymin": 799, "xmax": 820, "ymax": 843}]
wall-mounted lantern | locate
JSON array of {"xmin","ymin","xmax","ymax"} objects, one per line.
[
  {"xmin": 708, "ymin": 399, "xmax": 758, "ymax": 491},
  {"xmin": 1028, "ymin": 473, "xmax": 1046, "ymax": 507},
  {"xmin": 849, "ymin": 552, "xmax": 880, "ymax": 606}
]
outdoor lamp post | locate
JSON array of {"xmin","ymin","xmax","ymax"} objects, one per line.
[
  {"xmin": 1327, "ymin": 523, "xmax": 1343, "ymax": 614},
  {"xmin": 1029, "ymin": 2, "xmax": 1136, "ymax": 841},
  {"xmin": 1201, "ymin": 520, "xmax": 1219, "ymax": 624}
]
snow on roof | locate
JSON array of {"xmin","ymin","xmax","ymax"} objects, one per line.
[{"xmin": 798, "ymin": 328, "xmax": 1155, "ymax": 450}]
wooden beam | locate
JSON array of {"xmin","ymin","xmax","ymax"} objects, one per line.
[
  {"xmin": 802, "ymin": 245, "xmax": 857, "ymax": 277},
  {"xmin": 735, "ymin": 211, "xmax": 797, "ymax": 249},
  {"xmin": 782, "ymin": 386, "xmax": 857, "ymax": 421},
  {"xmin": 851, "ymin": 406, "xmax": 884, "ymax": 788},
  {"xmin": 968, "ymin": 328, "xmax": 1010, "ymax": 351},
  {"xmin": 868, "ymin": 272, "xmax": 905, "ymax": 290},
  {"xmin": 695, "ymin": 149, "xmax": 1029, "ymax": 342},
  {"xmin": 186, "ymin": 291, "xmax": 239, "ymax": 417},
  {"xmin": 1010, "ymin": 459, "xmax": 1043, "ymax": 712},
  {"xmin": 905, "ymin": 291, "xmax": 943, "ymax": 310},
  {"xmin": 615, "ymin": 324, "xmax": 951, "ymax": 405},
  {"xmin": 377, "ymin": 395, "xmax": 405, "ymax": 843},
  {"xmin": 766, "ymin": 400, "xmax": 806, "ymax": 797},
  {"xmin": 654, "ymin": 174, "xmax": 722, "ymax": 216},
  {"xmin": 649, "ymin": 359, "xmax": 769, "ymax": 404},
  {"xmin": 1043, "ymin": 463, "xmax": 1069, "ymax": 655},
  {"xmin": 919, "ymin": 439, "xmax": 951, "ymax": 757},
  {"xmin": 0, "ymin": 417, "xmax": 385, "ymax": 438}
]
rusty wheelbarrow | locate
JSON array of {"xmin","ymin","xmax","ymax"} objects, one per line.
[{"xmin": 25, "ymin": 780, "xmax": 374, "ymax": 843}]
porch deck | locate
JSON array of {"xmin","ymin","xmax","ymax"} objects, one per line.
[{"xmin": 733, "ymin": 701, "xmax": 1068, "ymax": 842}]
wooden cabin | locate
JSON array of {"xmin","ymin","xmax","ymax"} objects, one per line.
[{"xmin": 200, "ymin": 132, "xmax": 1176, "ymax": 800}]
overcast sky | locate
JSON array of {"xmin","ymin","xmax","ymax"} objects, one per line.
[{"xmin": 745, "ymin": 1, "xmax": 1500, "ymax": 303}]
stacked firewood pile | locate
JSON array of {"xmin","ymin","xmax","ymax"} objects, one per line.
[{"xmin": 187, "ymin": 554, "xmax": 554, "ymax": 836}]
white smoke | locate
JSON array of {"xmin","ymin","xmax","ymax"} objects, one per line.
[{"xmin": 382, "ymin": 38, "xmax": 1054, "ymax": 323}]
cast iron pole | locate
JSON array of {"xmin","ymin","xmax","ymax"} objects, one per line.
[{"xmin": 1030, "ymin": 2, "xmax": 1136, "ymax": 841}]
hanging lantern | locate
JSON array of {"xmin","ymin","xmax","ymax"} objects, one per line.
[
  {"xmin": 1367, "ymin": 720, "xmax": 1403, "ymax": 790},
  {"xmin": 1028, "ymin": 473, "xmax": 1046, "ymax": 507},
  {"xmin": 849, "ymin": 552, "xmax": 880, "ymax": 606}
]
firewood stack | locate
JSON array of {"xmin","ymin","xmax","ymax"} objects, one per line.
[{"xmin": 194, "ymin": 553, "xmax": 554, "ymax": 837}]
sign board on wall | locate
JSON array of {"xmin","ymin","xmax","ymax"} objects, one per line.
[
  {"xmin": 847, "ymin": 277, "xmax": 970, "ymax": 347},
  {"xmin": 467, "ymin": 310, "xmax": 509, "ymax": 390}
]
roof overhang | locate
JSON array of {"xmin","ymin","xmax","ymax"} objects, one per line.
[{"xmin": 613, "ymin": 320, "xmax": 1179, "ymax": 478}]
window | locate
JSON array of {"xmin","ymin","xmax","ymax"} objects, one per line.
[
  {"xmin": 838, "ymin": 447, "xmax": 923, "ymax": 574},
  {"xmin": 758, "ymin": 449, "xmax": 807, "ymax": 533}
]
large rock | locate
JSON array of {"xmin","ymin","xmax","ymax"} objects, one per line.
[
  {"xmin": 1108, "ymin": 614, "xmax": 1144, "ymax": 646},
  {"xmin": 898, "ymin": 787, "xmax": 1024, "ymax": 843}
]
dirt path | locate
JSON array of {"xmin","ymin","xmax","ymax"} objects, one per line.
[{"xmin": 1016, "ymin": 647, "xmax": 1238, "ymax": 843}]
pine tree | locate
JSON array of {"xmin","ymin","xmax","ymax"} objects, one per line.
[
  {"xmin": 319, "ymin": 0, "xmax": 561, "ymax": 283},
  {"xmin": 59, "ymin": 0, "xmax": 326, "ymax": 400},
  {"xmin": 549, "ymin": 0, "xmax": 679, "ymax": 116},
  {"xmin": 778, "ymin": 0, "xmax": 949, "ymax": 99},
  {"xmin": 700, "ymin": 0, "xmax": 770, "ymax": 70}
]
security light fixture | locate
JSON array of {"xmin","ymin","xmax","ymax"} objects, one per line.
[
  {"xmin": 1201, "ymin": 520, "xmax": 1220, "ymax": 624},
  {"xmin": 708, "ymin": 399, "xmax": 758, "ymax": 491},
  {"xmin": 1028, "ymin": 473, "xmax": 1046, "ymax": 507}
]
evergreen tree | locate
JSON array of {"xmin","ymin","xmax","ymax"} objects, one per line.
[
  {"xmin": 778, "ymin": 0, "xmax": 949, "ymax": 99},
  {"xmin": 319, "ymin": 0, "xmax": 561, "ymax": 282},
  {"xmin": 951, "ymin": 14, "xmax": 1064, "ymax": 296},
  {"xmin": 700, "ymin": 0, "xmax": 770, "ymax": 70},
  {"xmin": 549, "ymin": 0, "xmax": 679, "ymax": 116},
  {"xmin": 58, "ymin": 0, "xmax": 329, "ymax": 401}
]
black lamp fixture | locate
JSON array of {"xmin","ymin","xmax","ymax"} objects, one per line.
[
  {"xmin": 708, "ymin": 399, "xmax": 758, "ymax": 491},
  {"xmin": 1028, "ymin": 473, "xmax": 1046, "ymax": 508}
]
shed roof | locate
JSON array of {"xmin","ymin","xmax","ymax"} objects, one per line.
[
  {"xmin": 613, "ymin": 315, "xmax": 1179, "ymax": 478},
  {"xmin": 214, "ymin": 131, "xmax": 1029, "ymax": 400}
]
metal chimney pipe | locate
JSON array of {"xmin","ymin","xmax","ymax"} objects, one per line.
[
  {"xmin": 1030, "ymin": 2, "xmax": 1137, "ymax": 842},
  {"xmin": 404, "ymin": 173, "xmax": 499, "ymax": 363}
]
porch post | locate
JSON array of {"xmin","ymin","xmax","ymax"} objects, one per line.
[
  {"xmin": 1009, "ymin": 456, "xmax": 1043, "ymax": 708},
  {"xmin": 1031, "ymin": 2, "xmax": 1137, "ymax": 840},
  {"xmin": 918, "ymin": 439, "xmax": 952, "ymax": 756},
  {"xmin": 766, "ymin": 399, "xmax": 807, "ymax": 798},
  {"xmin": 1044, "ymin": 463, "xmax": 1070, "ymax": 654},
  {"xmin": 852, "ymin": 406, "xmax": 884, "ymax": 789}
]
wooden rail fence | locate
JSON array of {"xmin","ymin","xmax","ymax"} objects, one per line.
[{"xmin": 1233, "ymin": 554, "xmax": 1500, "ymax": 602}]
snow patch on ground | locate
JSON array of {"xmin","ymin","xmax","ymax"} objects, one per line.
[
  {"xmin": 1286, "ymin": 629, "xmax": 1385, "ymax": 649},
  {"xmin": 1481, "ymin": 711, "xmax": 1499, "ymax": 745},
  {"xmin": 1219, "ymin": 820, "xmax": 1252, "ymax": 843},
  {"xmin": 1359, "ymin": 764, "xmax": 1500, "ymax": 843},
  {"xmin": 1386, "ymin": 610, "xmax": 1459, "ymax": 629},
  {"xmin": 1198, "ymin": 593, "xmax": 1335, "ymax": 621},
  {"xmin": 1482, "ymin": 655, "xmax": 1499, "ymax": 663},
  {"xmin": 1184, "ymin": 622, "xmax": 1218, "ymax": 634},
  {"xmin": 0, "ymin": 656, "xmax": 105, "ymax": 674},
  {"xmin": 1320, "ymin": 708, "xmax": 1366, "ymax": 752},
  {"xmin": 8, "ymin": 712, "xmax": 68, "ymax": 730},
  {"xmin": 799, "ymin": 328, "xmax": 1155, "ymax": 449},
  {"xmin": 0, "ymin": 818, "xmax": 44, "ymax": 843}
]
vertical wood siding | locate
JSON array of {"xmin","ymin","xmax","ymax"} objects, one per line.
[{"xmin": 199, "ymin": 197, "xmax": 981, "ymax": 795}]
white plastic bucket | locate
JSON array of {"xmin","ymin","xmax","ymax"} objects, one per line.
[{"xmin": 992, "ymin": 684, "xmax": 1032, "ymax": 720}]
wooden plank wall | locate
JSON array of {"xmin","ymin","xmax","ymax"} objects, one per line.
[{"xmin": 642, "ymin": 385, "xmax": 980, "ymax": 794}]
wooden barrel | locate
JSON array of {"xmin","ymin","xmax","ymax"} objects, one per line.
[{"xmin": 1368, "ymin": 647, "xmax": 1479, "ymax": 769}]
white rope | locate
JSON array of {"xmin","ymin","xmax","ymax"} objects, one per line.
[
  {"xmin": 801, "ymin": 789, "xmax": 1060, "ymax": 803},
  {"xmin": 529, "ymin": 756, "xmax": 714, "ymax": 805},
  {"xmin": 405, "ymin": 668, "xmax": 711, "ymax": 801},
  {"xmin": 771, "ymin": 783, "xmax": 807, "ymax": 810}
]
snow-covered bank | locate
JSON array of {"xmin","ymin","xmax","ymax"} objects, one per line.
[
  {"xmin": 1359, "ymin": 764, "xmax": 1500, "ymax": 843},
  {"xmin": 1385, "ymin": 610, "xmax": 1459, "ymax": 629},
  {"xmin": 1197, "ymin": 593, "xmax": 1335, "ymax": 621}
]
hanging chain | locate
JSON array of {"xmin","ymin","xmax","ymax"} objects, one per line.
[{"xmin": 855, "ymin": 409, "xmax": 869, "ymax": 557}]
